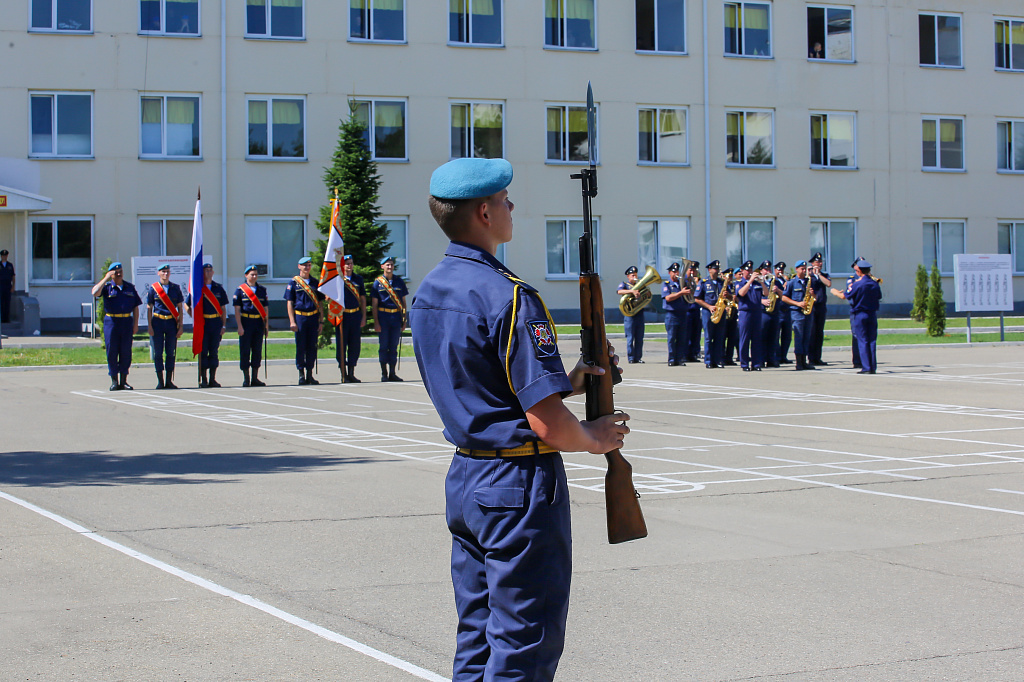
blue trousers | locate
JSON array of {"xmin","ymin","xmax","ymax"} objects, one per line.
[
  {"xmin": 778, "ymin": 314, "xmax": 792, "ymax": 361},
  {"xmin": 686, "ymin": 307, "xmax": 702, "ymax": 359},
  {"xmin": 791, "ymin": 314, "xmax": 812, "ymax": 355},
  {"xmin": 849, "ymin": 312, "xmax": 861, "ymax": 367},
  {"xmin": 150, "ymin": 317, "xmax": 177, "ymax": 373},
  {"xmin": 664, "ymin": 311, "xmax": 688, "ymax": 364},
  {"xmin": 725, "ymin": 315, "xmax": 739, "ymax": 361},
  {"xmin": 810, "ymin": 303, "xmax": 827, "ymax": 361},
  {"xmin": 701, "ymin": 309, "xmax": 726, "ymax": 367},
  {"xmin": 335, "ymin": 314, "xmax": 363, "ymax": 369},
  {"xmin": 623, "ymin": 310, "xmax": 645, "ymax": 362},
  {"xmin": 761, "ymin": 311, "xmax": 780, "ymax": 365},
  {"xmin": 294, "ymin": 314, "xmax": 319, "ymax": 371},
  {"xmin": 239, "ymin": 317, "xmax": 265, "ymax": 371},
  {"xmin": 446, "ymin": 452, "xmax": 571, "ymax": 682},
  {"xmin": 378, "ymin": 312, "xmax": 402, "ymax": 365},
  {"xmin": 852, "ymin": 312, "xmax": 877, "ymax": 372},
  {"xmin": 200, "ymin": 318, "xmax": 224, "ymax": 369},
  {"xmin": 103, "ymin": 316, "xmax": 134, "ymax": 377},
  {"xmin": 738, "ymin": 309, "xmax": 763, "ymax": 369}
]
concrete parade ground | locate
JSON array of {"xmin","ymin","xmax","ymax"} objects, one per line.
[{"xmin": 2, "ymin": 344, "xmax": 1023, "ymax": 681}]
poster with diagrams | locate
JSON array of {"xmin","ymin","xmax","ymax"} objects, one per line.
[{"xmin": 953, "ymin": 254, "xmax": 1013, "ymax": 312}]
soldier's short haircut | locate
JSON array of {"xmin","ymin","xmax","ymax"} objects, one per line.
[{"xmin": 429, "ymin": 195, "xmax": 486, "ymax": 240}]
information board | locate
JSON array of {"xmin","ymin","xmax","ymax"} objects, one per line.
[
  {"xmin": 953, "ymin": 254, "xmax": 1013, "ymax": 312},
  {"xmin": 131, "ymin": 255, "xmax": 207, "ymax": 327}
]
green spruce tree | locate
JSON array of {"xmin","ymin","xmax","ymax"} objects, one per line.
[
  {"xmin": 926, "ymin": 262, "xmax": 946, "ymax": 337},
  {"xmin": 909, "ymin": 263, "xmax": 929, "ymax": 322}
]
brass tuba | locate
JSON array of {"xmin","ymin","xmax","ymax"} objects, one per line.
[{"xmin": 619, "ymin": 265, "xmax": 663, "ymax": 317}]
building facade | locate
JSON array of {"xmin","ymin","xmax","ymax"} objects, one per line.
[{"xmin": 1, "ymin": 0, "xmax": 1022, "ymax": 329}]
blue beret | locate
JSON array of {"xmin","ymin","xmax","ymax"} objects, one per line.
[
  {"xmin": 244, "ymin": 264, "xmax": 258, "ymax": 274},
  {"xmin": 795, "ymin": 260, "xmax": 807, "ymax": 268},
  {"xmin": 108, "ymin": 262, "xmax": 123, "ymax": 271},
  {"xmin": 857, "ymin": 259, "xmax": 872, "ymax": 269},
  {"xmin": 430, "ymin": 158, "xmax": 513, "ymax": 200},
  {"xmin": 157, "ymin": 263, "xmax": 170, "ymax": 272},
  {"xmin": 343, "ymin": 254, "xmax": 353, "ymax": 261},
  {"xmin": 298, "ymin": 257, "xmax": 312, "ymax": 265},
  {"xmin": 380, "ymin": 256, "xmax": 395, "ymax": 266},
  {"xmin": 203, "ymin": 262, "xmax": 213, "ymax": 269}
]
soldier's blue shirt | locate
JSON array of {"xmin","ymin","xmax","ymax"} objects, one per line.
[
  {"xmin": 371, "ymin": 275, "xmax": 408, "ymax": 309},
  {"xmin": 695, "ymin": 276, "xmax": 722, "ymax": 305},
  {"xmin": 233, "ymin": 282, "xmax": 268, "ymax": 314},
  {"xmin": 343, "ymin": 273, "xmax": 365, "ymax": 309},
  {"xmin": 783, "ymin": 277, "xmax": 811, "ymax": 321},
  {"xmin": 146, "ymin": 280, "xmax": 184, "ymax": 315},
  {"xmin": 848, "ymin": 276, "xmax": 882, "ymax": 314},
  {"xmin": 186, "ymin": 281, "xmax": 229, "ymax": 309},
  {"xmin": 734, "ymin": 277, "xmax": 763, "ymax": 312},
  {"xmin": 101, "ymin": 280, "xmax": 142, "ymax": 315},
  {"xmin": 661, "ymin": 277, "xmax": 687, "ymax": 314},
  {"xmin": 410, "ymin": 241, "xmax": 573, "ymax": 451},
  {"xmin": 283, "ymin": 276, "xmax": 322, "ymax": 312},
  {"xmin": 809, "ymin": 271, "xmax": 830, "ymax": 303}
]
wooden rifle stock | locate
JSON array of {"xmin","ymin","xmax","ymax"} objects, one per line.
[{"xmin": 580, "ymin": 274, "xmax": 648, "ymax": 544}]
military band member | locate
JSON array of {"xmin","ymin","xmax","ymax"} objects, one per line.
[
  {"xmin": 233, "ymin": 264, "xmax": 269, "ymax": 387},
  {"xmin": 735, "ymin": 260, "xmax": 765, "ymax": 371},
  {"xmin": 662, "ymin": 262, "xmax": 690, "ymax": 366},
  {"xmin": 617, "ymin": 266, "xmax": 645, "ymax": 363},
  {"xmin": 335, "ymin": 254, "xmax": 367, "ymax": 382},
  {"xmin": 186, "ymin": 263, "xmax": 229, "ymax": 388},
  {"xmin": 781, "ymin": 260, "xmax": 816, "ymax": 370},
  {"xmin": 759, "ymin": 259, "xmax": 784, "ymax": 368},
  {"xmin": 0, "ymin": 249, "xmax": 14, "ymax": 324},
  {"xmin": 146, "ymin": 263, "xmax": 184, "ymax": 389},
  {"xmin": 722, "ymin": 268, "xmax": 739, "ymax": 365},
  {"xmin": 846, "ymin": 258, "xmax": 882, "ymax": 374},
  {"xmin": 91, "ymin": 262, "xmax": 142, "ymax": 390},
  {"xmin": 372, "ymin": 256, "xmax": 408, "ymax": 382},
  {"xmin": 685, "ymin": 260, "xmax": 703, "ymax": 362},
  {"xmin": 830, "ymin": 257, "xmax": 864, "ymax": 370},
  {"xmin": 808, "ymin": 252, "xmax": 832, "ymax": 365},
  {"xmin": 694, "ymin": 260, "xmax": 726, "ymax": 368},
  {"xmin": 285, "ymin": 256, "xmax": 324, "ymax": 386},
  {"xmin": 774, "ymin": 262, "xmax": 793, "ymax": 364}
]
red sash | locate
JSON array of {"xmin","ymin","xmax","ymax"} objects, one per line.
[
  {"xmin": 203, "ymin": 286, "xmax": 225, "ymax": 316},
  {"xmin": 151, "ymin": 282, "xmax": 180, "ymax": 321},
  {"xmin": 240, "ymin": 283, "xmax": 268, "ymax": 321}
]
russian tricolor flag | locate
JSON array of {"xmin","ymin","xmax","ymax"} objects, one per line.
[{"xmin": 189, "ymin": 190, "xmax": 204, "ymax": 357}]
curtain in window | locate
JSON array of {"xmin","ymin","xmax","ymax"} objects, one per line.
[
  {"xmin": 829, "ymin": 116, "xmax": 853, "ymax": 142},
  {"xmin": 724, "ymin": 3, "xmax": 738, "ymax": 28},
  {"xmin": 638, "ymin": 109, "xmax": 654, "ymax": 133},
  {"xmin": 142, "ymin": 98, "xmax": 162, "ymax": 124},
  {"xmin": 922, "ymin": 119, "xmax": 936, "ymax": 142},
  {"xmin": 1014, "ymin": 21, "xmax": 1024, "ymax": 45},
  {"xmin": 373, "ymin": 0, "xmax": 403, "ymax": 10},
  {"xmin": 637, "ymin": 221, "xmax": 657, "ymax": 268},
  {"xmin": 473, "ymin": 104, "xmax": 502, "ymax": 128},
  {"xmin": 565, "ymin": 0, "xmax": 593, "ymax": 21},
  {"xmin": 939, "ymin": 119, "xmax": 959, "ymax": 142},
  {"xmin": 374, "ymin": 102, "xmax": 404, "ymax": 128},
  {"xmin": 451, "ymin": 104, "xmax": 467, "ymax": 128},
  {"xmin": 659, "ymin": 110, "xmax": 683, "ymax": 134},
  {"xmin": 545, "ymin": 0, "xmax": 561, "ymax": 19},
  {"xmin": 271, "ymin": 0, "xmax": 301, "ymax": 6},
  {"xmin": 272, "ymin": 100, "xmax": 301, "ymax": 125},
  {"xmin": 167, "ymin": 98, "xmax": 195, "ymax": 124},
  {"xmin": 249, "ymin": 101, "xmax": 268, "ymax": 125},
  {"xmin": 567, "ymin": 107, "xmax": 587, "ymax": 133},
  {"xmin": 350, "ymin": 0, "xmax": 365, "ymax": 7},
  {"xmin": 141, "ymin": 98, "xmax": 163, "ymax": 155},
  {"xmin": 727, "ymin": 112, "xmax": 742, "ymax": 136},
  {"xmin": 811, "ymin": 116, "xmax": 823, "ymax": 140},
  {"xmin": 248, "ymin": 0, "xmax": 264, "ymax": 5},
  {"xmin": 744, "ymin": 4, "xmax": 769, "ymax": 30}
]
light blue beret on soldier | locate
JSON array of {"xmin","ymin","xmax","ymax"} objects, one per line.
[
  {"xmin": 108, "ymin": 262, "xmax": 123, "ymax": 271},
  {"xmin": 157, "ymin": 263, "xmax": 170, "ymax": 272},
  {"xmin": 244, "ymin": 264, "xmax": 258, "ymax": 275},
  {"xmin": 298, "ymin": 256, "xmax": 312, "ymax": 265},
  {"xmin": 429, "ymin": 158, "xmax": 513, "ymax": 200}
]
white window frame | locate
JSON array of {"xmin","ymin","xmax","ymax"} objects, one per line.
[
  {"xmin": 544, "ymin": 0, "xmax": 597, "ymax": 51},
  {"xmin": 635, "ymin": 0, "xmax": 686, "ymax": 55},
  {"xmin": 997, "ymin": 119, "xmax": 1024, "ymax": 173},
  {"xmin": 995, "ymin": 17, "xmax": 1024, "ymax": 72},
  {"xmin": 724, "ymin": 1, "xmax": 773, "ymax": 59},
  {"xmin": 139, "ymin": 0, "xmax": 200, "ymax": 36},
  {"xmin": 246, "ymin": 95, "xmax": 306, "ymax": 161},
  {"xmin": 806, "ymin": 4, "xmax": 854, "ymax": 63},
  {"xmin": 923, "ymin": 220, "xmax": 965, "ymax": 275},
  {"xmin": 809, "ymin": 219, "xmax": 858, "ymax": 275},
  {"xmin": 546, "ymin": 217, "xmax": 600, "ymax": 279},
  {"xmin": 637, "ymin": 106, "xmax": 689, "ymax": 166},
  {"xmin": 449, "ymin": 0, "xmax": 504, "ymax": 47},
  {"xmin": 350, "ymin": 98, "xmax": 409, "ymax": 162},
  {"xmin": 809, "ymin": 111, "xmax": 857, "ymax": 170},
  {"xmin": 638, "ymin": 218, "xmax": 690, "ymax": 274},
  {"xmin": 725, "ymin": 218, "xmax": 775, "ymax": 270},
  {"xmin": 919, "ymin": 11, "xmax": 962, "ymax": 69},
  {"xmin": 29, "ymin": 91, "xmax": 94, "ymax": 159},
  {"xmin": 997, "ymin": 221, "xmax": 1024, "ymax": 274},
  {"xmin": 245, "ymin": 0, "xmax": 305, "ymax": 39},
  {"xmin": 139, "ymin": 93, "xmax": 202, "ymax": 159},
  {"xmin": 349, "ymin": 0, "xmax": 406, "ymax": 44},
  {"xmin": 725, "ymin": 109, "xmax": 775, "ymax": 168},
  {"xmin": 450, "ymin": 101, "xmax": 505, "ymax": 160},
  {"xmin": 244, "ymin": 216, "xmax": 307, "ymax": 281},
  {"xmin": 30, "ymin": 0, "xmax": 92, "ymax": 33},
  {"xmin": 139, "ymin": 218, "xmax": 194, "ymax": 257},
  {"xmin": 546, "ymin": 103, "xmax": 598, "ymax": 165},
  {"xmin": 29, "ymin": 217, "xmax": 94, "ymax": 284},
  {"xmin": 378, "ymin": 216, "xmax": 409, "ymax": 279},
  {"xmin": 921, "ymin": 115, "xmax": 965, "ymax": 172}
]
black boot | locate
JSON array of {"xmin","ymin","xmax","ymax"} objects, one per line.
[
  {"xmin": 242, "ymin": 368, "xmax": 250, "ymax": 387},
  {"xmin": 795, "ymin": 355, "xmax": 806, "ymax": 371},
  {"xmin": 119, "ymin": 373, "xmax": 133, "ymax": 390},
  {"xmin": 306, "ymin": 369, "xmax": 319, "ymax": 385},
  {"xmin": 200, "ymin": 369, "xmax": 209, "ymax": 388},
  {"xmin": 250, "ymin": 369, "xmax": 266, "ymax": 387},
  {"xmin": 109, "ymin": 376, "xmax": 122, "ymax": 391},
  {"xmin": 298, "ymin": 370, "xmax": 308, "ymax": 386},
  {"xmin": 165, "ymin": 370, "xmax": 178, "ymax": 389},
  {"xmin": 347, "ymin": 367, "xmax": 361, "ymax": 383},
  {"xmin": 155, "ymin": 370, "xmax": 165, "ymax": 390},
  {"xmin": 381, "ymin": 361, "xmax": 389, "ymax": 382},
  {"xmin": 208, "ymin": 368, "xmax": 221, "ymax": 388},
  {"xmin": 388, "ymin": 363, "xmax": 403, "ymax": 382}
]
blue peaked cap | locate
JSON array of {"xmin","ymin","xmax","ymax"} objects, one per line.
[{"xmin": 429, "ymin": 158, "xmax": 513, "ymax": 200}]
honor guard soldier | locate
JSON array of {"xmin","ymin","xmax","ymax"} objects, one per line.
[
  {"xmin": 0, "ymin": 249, "xmax": 14, "ymax": 324},
  {"xmin": 831, "ymin": 257, "xmax": 864, "ymax": 370},
  {"xmin": 91, "ymin": 262, "xmax": 142, "ymax": 390},
  {"xmin": 774, "ymin": 262, "xmax": 793, "ymax": 364},
  {"xmin": 846, "ymin": 259, "xmax": 882, "ymax": 374},
  {"xmin": 285, "ymin": 256, "xmax": 324, "ymax": 385},
  {"xmin": 336, "ymin": 254, "xmax": 367, "ymax": 382},
  {"xmin": 411, "ymin": 157, "xmax": 629, "ymax": 682},
  {"xmin": 233, "ymin": 265, "xmax": 269, "ymax": 387},
  {"xmin": 807, "ymin": 252, "xmax": 832, "ymax": 365},
  {"xmin": 759, "ymin": 259, "xmax": 784, "ymax": 368},
  {"xmin": 694, "ymin": 260, "xmax": 726, "ymax": 368},
  {"xmin": 781, "ymin": 260, "xmax": 816, "ymax": 370},
  {"xmin": 617, "ymin": 265, "xmax": 645, "ymax": 363},
  {"xmin": 735, "ymin": 260, "xmax": 765, "ymax": 371},
  {"xmin": 371, "ymin": 256, "xmax": 408, "ymax": 382},
  {"xmin": 685, "ymin": 260, "xmax": 703, "ymax": 362},
  {"xmin": 146, "ymin": 263, "xmax": 184, "ymax": 389},
  {"xmin": 661, "ymin": 262, "xmax": 690, "ymax": 366},
  {"xmin": 186, "ymin": 263, "xmax": 229, "ymax": 387}
]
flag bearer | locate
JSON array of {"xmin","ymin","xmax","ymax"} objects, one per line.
[{"xmin": 186, "ymin": 263, "xmax": 229, "ymax": 387}]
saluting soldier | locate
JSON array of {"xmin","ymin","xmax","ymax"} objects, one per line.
[
  {"xmin": 371, "ymin": 256, "xmax": 408, "ymax": 382},
  {"xmin": 285, "ymin": 256, "xmax": 324, "ymax": 386},
  {"xmin": 186, "ymin": 263, "xmax": 229, "ymax": 387},
  {"xmin": 735, "ymin": 260, "xmax": 765, "ymax": 371},
  {"xmin": 336, "ymin": 254, "xmax": 367, "ymax": 382},
  {"xmin": 661, "ymin": 262, "xmax": 690, "ymax": 366},
  {"xmin": 146, "ymin": 263, "xmax": 184, "ymax": 389},
  {"xmin": 91, "ymin": 262, "xmax": 142, "ymax": 390},
  {"xmin": 759, "ymin": 259, "xmax": 784, "ymax": 368},
  {"xmin": 694, "ymin": 259, "xmax": 726, "ymax": 368},
  {"xmin": 807, "ymin": 252, "xmax": 832, "ymax": 366},
  {"xmin": 781, "ymin": 260, "xmax": 817, "ymax": 370},
  {"xmin": 616, "ymin": 265, "xmax": 645, "ymax": 363},
  {"xmin": 233, "ymin": 264, "xmax": 269, "ymax": 387},
  {"xmin": 685, "ymin": 260, "xmax": 703, "ymax": 362},
  {"xmin": 830, "ymin": 257, "xmax": 864, "ymax": 370},
  {"xmin": 774, "ymin": 261, "xmax": 793, "ymax": 364}
]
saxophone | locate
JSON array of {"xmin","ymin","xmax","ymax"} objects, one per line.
[
  {"xmin": 765, "ymin": 274, "xmax": 778, "ymax": 312},
  {"xmin": 802, "ymin": 276, "xmax": 816, "ymax": 315},
  {"xmin": 710, "ymin": 272, "xmax": 733, "ymax": 324}
]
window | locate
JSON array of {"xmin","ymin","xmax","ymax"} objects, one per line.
[
  {"xmin": 636, "ymin": 0, "xmax": 684, "ymax": 53},
  {"xmin": 545, "ymin": 0, "xmax": 595, "ymax": 50},
  {"xmin": 451, "ymin": 102, "xmax": 504, "ymax": 159},
  {"xmin": 140, "ymin": 219, "xmax": 193, "ymax": 256},
  {"xmin": 997, "ymin": 222, "xmax": 1024, "ymax": 273},
  {"xmin": 30, "ymin": 92, "xmax": 92, "ymax": 158},
  {"xmin": 350, "ymin": 0, "xmax": 404, "ymax": 42},
  {"xmin": 809, "ymin": 220, "xmax": 856, "ymax": 274},
  {"xmin": 923, "ymin": 220, "xmax": 965, "ymax": 274},
  {"xmin": 247, "ymin": 0, "xmax": 303, "ymax": 38},
  {"xmin": 807, "ymin": 4, "xmax": 852, "ymax": 61},
  {"xmin": 997, "ymin": 120, "xmax": 1024, "ymax": 172},
  {"xmin": 638, "ymin": 218, "xmax": 688, "ymax": 273},
  {"xmin": 725, "ymin": 219, "xmax": 774, "ymax": 269},
  {"xmin": 140, "ymin": 95, "xmax": 200, "ymax": 158},
  {"xmin": 245, "ymin": 217, "xmax": 305, "ymax": 279},
  {"xmin": 379, "ymin": 217, "xmax": 408, "ymax": 278},
  {"xmin": 724, "ymin": 2, "xmax": 771, "ymax": 57},
  {"xmin": 638, "ymin": 107, "xmax": 688, "ymax": 164},
  {"xmin": 450, "ymin": 0, "xmax": 502, "ymax": 45},
  {"xmin": 140, "ymin": 0, "xmax": 198, "ymax": 35},
  {"xmin": 247, "ymin": 96, "xmax": 305, "ymax": 159},
  {"xmin": 31, "ymin": 0, "xmax": 91, "ymax": 32},
  {"xmin": 351, "ymin": 99, "xmax": 407, "ymax": 161},
  {"xmin": 546, "ymin": 104, "xmax": 596, "ymax": 164},
  {"xmin": 30, "ymin": 219, "xmax": 92, "ymax": 282},
  {"xmin": 995, "ymin": 18, "xmax": 1024, "ymax": 71},
  {"xmin": 919, "ymin": 12, "xmax": 961, "ymax": 67},
  {"xmin": 726, "ymin": 110, "xmax": 773, "ymax": 166},
  {"xmin": 922, "ymin": 116, "xmax": 964, "ymax": 171},
  {"xmin": 810, "ymin": 111, "xmax": 855, "ymax": 168},
  {"xmin": 546, "ymin": 218, "xmax": 598, "ymax": 277}
]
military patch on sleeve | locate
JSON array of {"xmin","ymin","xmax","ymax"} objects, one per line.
[{"xmin": 527, "ymin": 320, "xmax": 558, "ymax": 357}]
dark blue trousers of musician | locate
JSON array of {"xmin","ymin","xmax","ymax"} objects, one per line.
[
  {"xmin": 294, "ymin": 315, "xmax": 319, "ymax": 371},
  {"xmin": 686, "ymin": 307, "xmax": 702, "ymax": 360},
  {"xmin": 791, "ymin": 315, "xmax": 811, "ymax": 356},
  {"xmin": 200, "ymin": 318, "xmax": 223, "ymax": 369},
  {"xmin": 623, "ymin": 310, "xmax": 645, "ymax": 363},
  {"xmin": 849, "ymin": 312, "xmax": 861, "ymax": 368},
  {"xmin": 239, "ymin": 318, "xmax": 265, "ymax": 372},
  {"xmin": 377, "ymin": 312, "xmax": 402, "ymax": 365},
  {"xmin": 150, "ymin": 317, "xmax": 177, "ymax": 373},
  {"xmin": 701, "ymin": 309, "xmax": 726, "ymax": 367},
  {"xmin": 760, "ymin": 311, "xmax": 780, "ymax": 366},
  {"xmin": 778, "ymin": 315, "xmax": 792, "ymax": 362},
  {"xmin": 738, "ymin": 310, "xmax": 763, "ymax": 369},
  {"xmin": 446, "ymin": 452, "xmax": 571, "ymax": 682},
  {"xmin": 335, "ymin": 314, "xmax": 362, "ymax": 370},
  {"xmin": 665, "ymin": 311, "xmax": 688, "ymax": 365},
  {"xmin": 810, "ymin": 303, "xmax": 827, "ymax": 362},
  {"xmin": 852, "ymin": 312, "xmax": 877, "ymax": 373},
  {"xmin": 725, "ymin": 316, "xmax": 739, "ymax": 362},
  {"xmin": 103, "ymin": 316, "xmax": 133, "ymax": 378}
]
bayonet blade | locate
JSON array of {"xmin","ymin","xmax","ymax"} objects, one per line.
[{"xmin": 587, "ymin": 82, "xmax": 596, "ymax": 168}]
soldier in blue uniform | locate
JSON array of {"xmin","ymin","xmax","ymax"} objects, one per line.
[
  {"xmin": 285, "ymin": 256, "xmax": 324, "ymax": 386},
  {"xmin": 0, "ymin": 249, "xmax": 14, "ymax": 324},
  {"xmin": 91, "ymin": 262, "xmax": 142, "ymax": 390},
  {"xmin": 758, "ymin": 259, "xmax": 784, "ymax": 368},
  {"xmin": 722, "ymin": 268, "xmax": 739, "ymax": 365},
  {"xmin": 337, "ymin": 254, "xmax": 367, "ymax": 382},
  {"xmin": 616, "ymin": 265, "xmax": 645, "ymax": 363},
  {"xmin": 807, "ymin": 252, "xmax": 832, "ymax": 366},
  {"xmin": 781, "ymin": 260, "xmax": 817, "ymax": 371},
  {"xmin": 661, "ymin": 262, "xmax": 691, "ymax": 366},
  {"xmin": 774, "ymin": 262, "xmax": 793, "ymax": 364},
  {"xmin": 694, "ymin": 260, "xmax": 726, "ymax": 368},
  {"xmin": 186, "ymin": 263, "xmax": 230, "ymax": 387},
  {"xmin": 685, "ymin": 260, "xmax": 703, "ymax": 362},
  {"xmin": 146, "ymin": 263, "xmax": 184, "ymax": 389},
  {"xmin": 411, "ymin": 157, "xmax": 629, "ymax": 682},
  {"xmin": 847, "ymin": 258, "xmax": 882, "ymax": 374},
  {"xmin": 735, "ymin": 260, "xmax": 766, "ymax": 371},
  {"xmin": 830, "ymin": 257, "xmax": 864, "ymax": 369},
  {"xmin": 371, "ymin": 256, "xmax": 408, "ymax": 382},
  {"xmin": 233, "ymin": 264, "xmax": 269, "ymax": 387}
]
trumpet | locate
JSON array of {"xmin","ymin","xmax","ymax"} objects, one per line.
[{"xmin": 619, "ymin": 265, "xmax": 663, "ymax": 317}]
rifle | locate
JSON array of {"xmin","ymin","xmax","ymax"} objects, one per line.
[{"xmin": 571, "ymin": 83, "xmax": 648, "ymax": 545}]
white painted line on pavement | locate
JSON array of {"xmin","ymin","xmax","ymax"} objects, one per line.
[{"xmin": 990, "ymin": 488, "xmax": 1024, "ymax": 496}]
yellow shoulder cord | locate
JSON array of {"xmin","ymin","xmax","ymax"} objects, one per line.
[{"xmin": 505, "ymin": 284, "xmax": 522, "ymax": 395}]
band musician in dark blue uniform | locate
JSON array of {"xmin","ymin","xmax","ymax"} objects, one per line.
[
  {"xmin": 807, "ymin": 252, "xmax": 832, "ymax": 366},
  {"xmin": 694, "ymin": 259, "xmax": 726, "ymax": 368},
  {"xmin": 146, "ymin": 263, "xmax": 184, "ymax": 389},
  {"xmin": 336, "ymin": 254, "xmax": 367, "ymax": 382},
  {"xmin": 411, "ymin": 157, "xmax": 629, "ymax": 682},
  {"xmin": 735, "ymin": 260, "xmax": 766, "ymax": 371},
  {"xmin": 91, "ymin": 262, "xmax": 142, "ymax": 390},
  {"xmin": 722, "ymin": 268, "xmax": 739, "ymax": 365},
  {"xmin": 781, "ymin": 260, "xmax": 817, "ymax": 371},
  {"xmin": 758, "ymin": 259, "xmax": 784, "ymax": 368},
  {"xmin": 846, "ymin": 258, "xmax": 882, "ymax": 374},
  {"xmin": 774, "ymin": 262, "xmax": 793, "ymax": 364},
  {"xmin": 616, "ymin": 265, "xmax": 645, "ymax": 363},
  {"xmin": 186, "ymin": 263, "xmax": 229, "ymax": 388},
  {"xmin": 685, "ymin": 260, "xmax": 703, "ymax": 362},
  {"xmin": 233, "ymin": 264, "xmax": 269, "ymax": 387},
  {"xmin": 285, "ymin": 256, "xmax": 324, "ymax": 386},
  {"xmin": 371, "ymin": 256, "xmax": 408, "ymax": 382},
  {"xmin": 661, "ymin": 261, "xmax": 691, "ymax": 366}
]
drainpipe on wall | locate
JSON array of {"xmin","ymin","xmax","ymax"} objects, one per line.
[
  {"xmin": 702, "ymin": 0, "xmax": 712, "ymax": 264},
  {"xmin": 221, "ymin": 0, "xmax": 228, "ymax": 277}
]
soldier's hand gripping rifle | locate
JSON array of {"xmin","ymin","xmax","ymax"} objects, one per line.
[{"xmin": 571, "ymin": 83, "xmax": 648, "ymax": 545}]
